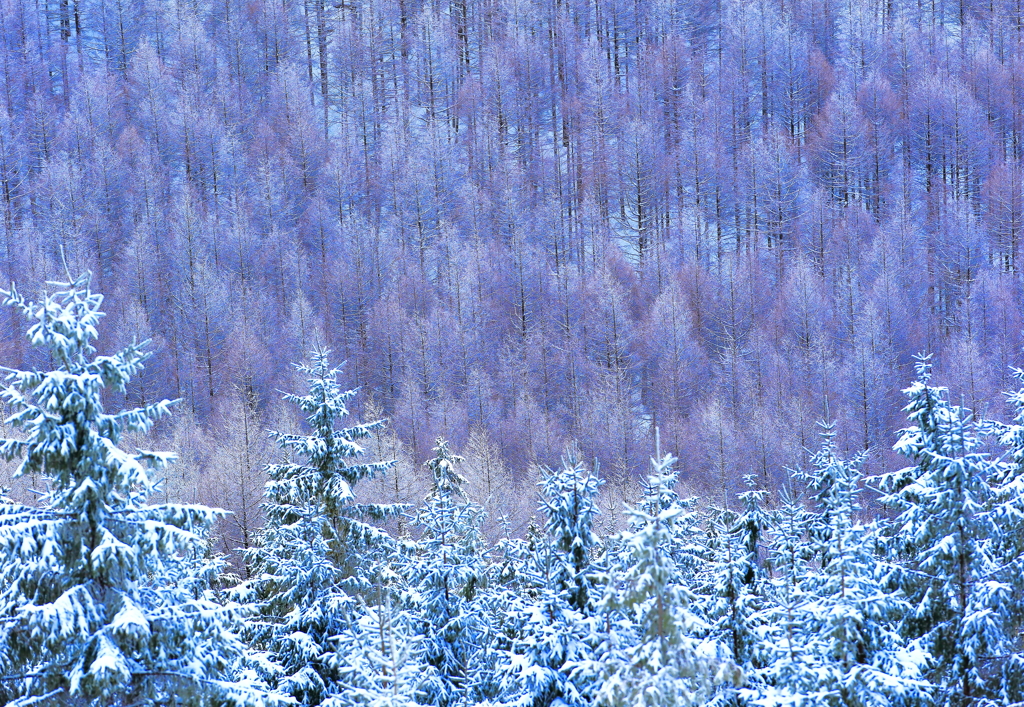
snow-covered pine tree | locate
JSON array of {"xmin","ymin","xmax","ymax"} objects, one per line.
[
  {"xmin": 326, "ymin": 593, "xmax": 424, "ymax": 707},
  {"xmin": 242, "ymin": 347, "xmax": 399, "ymax": 705},
  {"xmin": 753, "ymin": 425, "xmax": 927, "ymax": 707},
  {"xmin": 701, "ymin": 479, "xmax": 769, "ymax": 705},
  {"xmin": 804, "ymin": 426, "xmax": 920, "ymax": 706},
  {"xmin": 593, "ymin": 451, "xmax": 737, "ymax": 707},
  {"xmin": 406, "ymin": 438, "xmax": 487, "ymax": 707},
  {"xmin": 495, "ymin": 451, "xmax": 603, "ymax": 707},
  {"xmin": 633, "ymin": 439, "xmax": 707, "ymax": 586},
  {"xmin": 539, "ymin": 452, "xmax": 603, "ymax": 614},
  {"xmin": 748, "ymin": 482, "xmax": 813, "ymax": 704},
  {"xmin": 702, "ymin": 518, "xmax": 756, "ymax": 707},
  {"xmin": 0, "ymin": 273, "xmax": 266, "ymax": 706},
  {"xmin": 879, "ymin": 356, "xmax": 1007, "ymax": 706},
  {"xmin": 987, "ymin": 367, "xmax": 1024, "ymax": 702}
]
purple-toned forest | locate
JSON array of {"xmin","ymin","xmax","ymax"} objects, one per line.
[{"xmin": 2, "ymin": 0, "xmax": 1023, "ymax": 528}]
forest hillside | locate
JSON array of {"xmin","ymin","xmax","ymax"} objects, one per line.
[
  {"xmin": 1, "ymin": 273, "xmax": 1024, "ymax": 706},
  {"xmin": 6, "ymin": 0, "xmax": 1024, "ymax": 699},
  {"xmin": 4, "ymin": 0, "xmax": 1024, "ymax": 512}
]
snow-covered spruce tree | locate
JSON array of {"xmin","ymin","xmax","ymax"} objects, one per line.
[
  {"xmin": 590, "ymin": 452, "xmax": 738, "ymax": 707},
  {"xmin": 326, "ymin": 594, "xmax": 424, "ymax": 707},
  {"xmin": 242, "ymin": 347, "xmax": 399, "ymax": 705},
  {"xmin": 701, "ymin": 479, "xmax": 769, "ymax": 705},
  {"xmin": 752, "ymin": 427, "xmax": 926, "ymax": 707},
  {"xmin": 986, "ymin": 368, "xmax": 1024, "ymax": 702},
  {"xmin": 746, "ymin": 482, "xmax": 811, "ymax": 704},
  {"xmin": 804, "ymin": 426, "xmax": 926, "ymax": 706},
  {"xmin": 495, "ymin": 452, "xmax": 604, "ymax": 707},
  {"xmin": 539, "ymin": 451, "xmax": 603, "ymax": 614},
  {"xmin": 634, "ymin": 443, "xmax": 707, "ymax": 584},
  {"xmin": 405, "ymin": 438, "xmax": 487, "ymax": 707},
  {"xmin": 0, "ymin": 273, "xmax": 266, "ymax": 706},
  {"xmin": 879, "ymin": 357, "xmax": 1008, "ymax": 706}
]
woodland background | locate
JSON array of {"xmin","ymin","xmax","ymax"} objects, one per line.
[{"xmin": 3, "ymin": 0, "xmax": 1024, "ymax": 553}]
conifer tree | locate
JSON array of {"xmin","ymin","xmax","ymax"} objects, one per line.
[
  {"xmin": 803, "ymin": 426, "xmax": 922, "ymax": 706},
  {"xmin": 242, "ymin": 347, "xmax": 399, "ymax": 705},
  {"xmin": 593, "ymin": 452, "xmax": 737, "ymax": 707},
  {"xmin": 634, "ymin": 442, "xmax": 706, "ymax": 584},
  {"xmin": 0, "ymin": 273, "xmax": 264, "ymax": 706},
  {"xmin": 752, "ymin": 483, "xmax": 814, "ymax": 702},
  {"xmin": 987, "ymin": 368, "xmax": 1024, "ymax": 702},
  {"xmin": 879, "ymin": 357, "xmax": 1007, "ymax": 706},
  {"xmin": 702, "ymin": 479, "xmax": 769, "ymax": 704},
  {"xmin": 539, "ymin": 452, "xmax": 603, "ymax": 614},
  {"xmin": 496, "ymin": 452, "xmax": 603, "ymax": 707},
  {"xmin": 327, "ymin": 595, "xmax": 424, "ymax": 707},
  {"xmin": 754, "ymin": 427, "xmax": 926, "ymax": 707},
  {"xmin": 406, "ymin": 438, "xmax": 487, "ymax": 707}
]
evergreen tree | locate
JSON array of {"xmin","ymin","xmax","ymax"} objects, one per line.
[
  {"xmin": 242, "ymin": 347, "xmax": 399, "ymax": 705},
  {"xmin": 751, "ymin": 483, "xmax": 815, "ymax": 704},
  {"xmin": 702, "ymin": 479, "xmax": 769, "ymax": 705},
  {"xmin": 753, "ymin": 427, "xmax": 927, "ymax": 707},
  {"xmin": 539, "ymin": 452, "xmax": 603, "ymax": 614},
  {"xmin": 326, "ymin": 594, "xmax": 424, "ymax": 707},
  {"xmin": 804, "ymin": 426, "xmax": 924, "ymax": 707},
  {"xmin": 0, "ymin": 273, "xmax": 265, "ymax": 706},
  {"xmin": 988, "ymin": 368, "xmax": 1024, "ymax": 703},
  {"xmin": 634, "ymin": 440, "xmax": 707, "ymax": 584},
  {"xmin": 879, "ymin": 357, "xmax": 1007, "ymax": 706},
  {"xmin": 496, "ymin": 451, "xmax": 603, "ymax": 707},
  {"xmin": 406, "ymin": 438, "xmax": 487, "ymax": 707},
  {"xmin": 592, "ymin": 452, "xmax": 738, "ymax": 707}
]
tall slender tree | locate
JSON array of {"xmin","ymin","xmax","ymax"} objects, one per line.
[
  {"xmin": 879, "ymin": 356, "xmax": 1009, "ymax": 706},
  {"xmin": 405, "ymin": 438, "xmax": 487, "ymax": 707},
  {"xmin": 592, "ymin": 452, "xmax": 737, "ymax": 707},
  {"xmin": 242, "ymin": 347, "xmax": 398, "ymax": 705}
]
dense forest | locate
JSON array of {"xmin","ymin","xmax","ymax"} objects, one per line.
[
  {"xmin": 6, "ymin": 0, "xmax": 1024, "ymax": 509},
  {"xmin": 6, "ymin": 0, "xmax": 1024, "ymax": 703},
  {"xmin": 2, "ymin": 273, "xmax": 1024, "ymax": 707}
]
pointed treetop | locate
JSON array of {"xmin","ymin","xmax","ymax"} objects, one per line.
[
  {"xmin": 912, "ymin": 352, "xmax": 933, "ymax": 383},
  {"xmin": 427, "ymin": 437, "xmax": 467, "ymax": 500},
  {"xmin": 638, "ymin": 449, "xmax": 682, "ymax": 519},
  {"xmin": 4, "ymin": 272, "xmax": 105, "ymax": 367}
]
